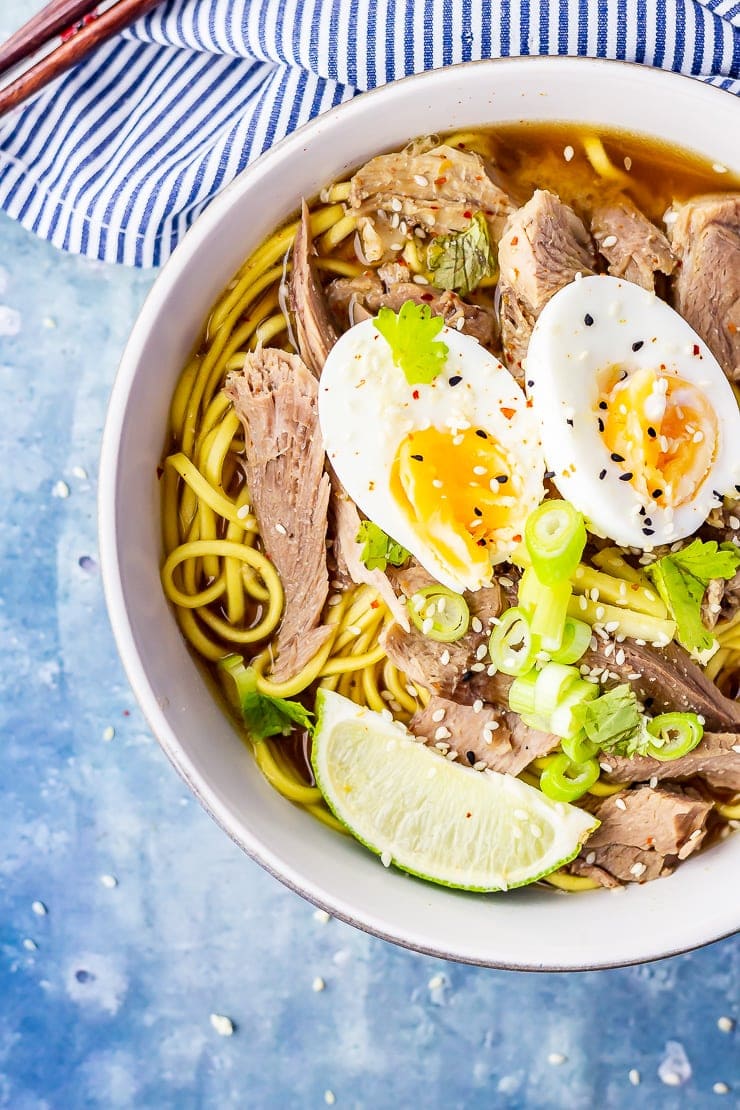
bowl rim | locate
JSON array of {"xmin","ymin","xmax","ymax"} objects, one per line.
[{"xmin": 99, "ymin": 55, "xmax": 740, "ymax": 971}]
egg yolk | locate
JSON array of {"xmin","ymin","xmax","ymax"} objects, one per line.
[
  {"xmin": 390, "ymin": 427, "xmax": 517, "ymax": 576},
  {"xmin": 599, "ymin": 366, "xmax": 718, "ymax": 507}
]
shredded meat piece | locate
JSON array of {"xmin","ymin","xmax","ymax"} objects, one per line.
[
  {"xmin": 348, "ymin": 143, "xmax": 514, "ymax": 263},
  {"xmin": 409, "ymin": 695, "xmax": 559, "ymax": 774},
  {"xmin": 591, "ymin": 196, "xmax": 676, "ymax": 291},
  {"xmin": 571, "ymin": 785, "xmax": 712, "ymax": 886},
  {"xmin": 224, "ymin": 349, "xmax": 332, "ymax": 682},
  {"xmin": 669, "ymin": 193, "xmax": 740, "ymax": 382},
  {"xmin": 600, "ymin": 731, "xmax": 740, "ymax": 793},
  {"xmin": 580, "ymin": 636, "xmax": 740, "ymax": 733},
  {"xmin": 497, "ymin": 190, "xmax": 597, "ymax": 378},
  {"xmin": 326, "ymin": 270, "xmax": 497, "ymax": 347},
  {"xmin": 330, "ymin": 491, "xmax": 410, "ymax": 629},
  {"xmin": 289, "ymin": 201, "xmax": 338, "ymax": 376}
]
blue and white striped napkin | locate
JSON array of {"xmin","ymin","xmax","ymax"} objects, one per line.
[{"xmin": 0, "ymin": 0, "xmax": 738, "ymax": 267}]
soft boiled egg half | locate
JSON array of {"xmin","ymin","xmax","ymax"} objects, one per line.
[
  {"xmin": 526, "ymin": 275, "xmax": 740, "ymax": 550},
  {"xmin": 319, "ymin": 318, "xmax": 546, "ymax": 593}
]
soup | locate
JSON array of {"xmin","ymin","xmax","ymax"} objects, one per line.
[{"xmin": 160, "ymin": 124, "xmax": 740, "ymax": 893}]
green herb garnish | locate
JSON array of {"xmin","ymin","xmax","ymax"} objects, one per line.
[
  {"xmin": 426, "ymin": 212, "xmax": 496, "ymax": 296},
  {"xmin": 580, "ymin": 684, "xmax": 648, "ymax": 757},
  {"xmin": 373, "ymin": 301, "xmax": 448, "ymax": 386},
  {"xmin": 646, "ymin": 538, "xmax": 740, "ymax": 653},
  {"xmin": 220, "ymin": 656, "xmax": 314, "ymax": 739},
  {"xmin": 356, "ymin": 520, "xmax": 410, "ymax": 572}
]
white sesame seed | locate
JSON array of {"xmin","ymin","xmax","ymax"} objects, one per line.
[
  {"xmin": 563, "ymin": 145, "xmax": 574, "ymax": 162},
  {"xmin": 713, "ymin": 1082, "xmax": 730, "ymax": 1095},
  {"xmin": 470, "ymin": 662, "xmax": 485, "ymax": 672},
  {"xmin": 624, "ymin": 156, "xmax": 632, "ymax": 170},
  {"xmin": 689, "ymin": 828, "xmax": 703, "ymax": 841},
  {"xmin": 324, "ymin": 1092, "xmax": 336, "ymax": 1106},
  {"xmin": 628, "ymin": 1069, "xmax": 641, "ymax": 1086},
  {"xmin": 313, "ymin": 909, "xmax": 331, "ymax": 924},
  {"xmin": 473, "ymin": 761, "xmax": 487, "ymax": 771},
  {"xmin": 380, "ymin": 708, "xmax": 393, "ymax": 722},
  {"xmin": 102, "ymin": 726, "xmax": 115, "ymax": 742},
  {"xmin": 312, "ymin": 976, "xmax": 326, "ymax": 992},
  {"xmin": 380, "ymin": 850, "xmax": 392, "ymax": 867},
  {"xmin": 22, "ymin": 938, "xmax": 37, "ymax": 951},
  {"xmin": 236, "ymin": 503, "xmax": 251, "ymax": 519},
  {"xmin": 435, "ymin": 741, "xmax": 450, "ymax": 752},
  {"xmin": 473, "ymin": 465, "xmax": 487, "ymax": 476},
  {"xmin": 649, "ymin": 776, "xmax": 659, "ymax": 789},
  {"xmin": 629, "ymin": 862, "xmax": 647, "ymax": 877},
  {"xmin": 414, "ymin": 174, "xmax": 429, "ymax": 187},
  {"xmin": 32, "ymin": 901, "xmax": 47, "ymax": 916},
  {"xmin": 431, "ymin": 708, "xmax": 446, "ymax": 723},
  {"xmin": 100, "ymin": 874, "xmax": 118, "ymax": 889},
  {"xmin": 600, "ymin": 762, "xmax": 613, "ymax": 773},
  {"xmin": 615, "ymin": 798, "xmax": 627, "ymax": 811},
  {"xmin": 440, "ymin": 650, "xmax": 450, "ymax": 665},
  {"xmin": 471, "ymin": 616, "xmax": 483, "ymax": 634},
  {"xmin": 52, "ymin": 479, "xmax": 70, "ymax": 499},
  {"xmin": 473, "ymin": 699, "xmax": 483, "ymax": 714},
  {"xmin": 434, "ymin": 726, "xmax": 451, "ymax": 741},
  {"xmin": 275, "ymin": 522, "xmax": 287, "ymax": 535},
  {"xmin": 210, "ymin": 1013, "xmax": 234, "ymax": 1036},
  {"xmin": 475, "ymin": 643, "xmax": 488, "ymax": 661},
  {"xmin": 390, "ymin": 197, "xmax": 403, "ymax": 212},
  {"xmin": 713, "ymin": 163, "xmax": 728, "ymax": 174},
  {"xmin": 717, "ymin": 1016, "xmax": 735, "ymax": 1033},
  {"xmin": 601, "ymin": 235, "xmax": 618, "ymax": 248},
  {"xmin": 328, "ymin": 594, "xmax": 342, "ymax": 607},
  {"xmin": 446, "ymin": 750, "xmax": 459, "ymax": 760},
  {"xmin": 585, "ymin": 851, "xmax": 596, "ymax": 865},
  {"xmin": 548, "ymin": 1052, "xmax": 567, "ymax": 1065},
  {"xmin": 71, "ymin": 465, "xmax": 88, "ymax": 480},
  {"xmin": 432, "ymin": 478, "xmax": 443, "ymax": 488},
  {"xmin": 422, "ymin": 617, "xmax": 434, "ymax": 635}
]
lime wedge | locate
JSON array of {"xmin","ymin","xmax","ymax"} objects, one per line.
[{"xmin": 311, "ymin": 690, "xmax": 599, "ymax": 891}]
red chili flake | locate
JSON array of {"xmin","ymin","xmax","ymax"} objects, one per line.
[
  {"xmin": 510, "ymin": 235, "xmax": 519, "ymax": 246},
  {"xmin": 421, "ymin": 292, "xmax": 434, "ymax": 302},
  {"xmin": 512, "ymin": 534, "xmax": 522, "ymax": 544},
  {"xmin": 693, "ymin": 343, "xmax": 700, "ymax": 356},
  {"xmin": 123, "ymin": 710, "xmax": 130, "ymax": 717},
  {"xmin": 371, "ymin": 600, "xmax": 380, "ymax": 609},
  {"xmin": 466, "ymin": 812, "xmax": 472, "ymax": 819},
  {"xmin": 412, "ymin": 389, "xmax": 420, "ymax": 400},
  {"xmin": 463, "ymin": 210, "xmax": 472, "ymax": 219},
  {"xmin": 729, "ymin": 322, "xmax": 738, "ymax": 335},
  {"xmin": 434, "ymin": 176, "xmax": 447, "ymax": 186},
  {"xmin": 500, "ymin": 406, "xmax": 516, "ymax": 420}
]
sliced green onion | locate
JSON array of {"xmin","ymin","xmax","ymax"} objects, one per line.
[
  {"xmin": 549, "ymin": 680, "xmax": 599, "ymax": 740},
  {"xmin": 645, "ymin": 712, "xmax": 704, "ymax": 761},
  {"xmin": 408, "ymin": 586, "xmax": 470, "ymax": 642},
  {"xmin": 534, "ymin": 662, "xmax": 581, "ymax": 717},
  {"xmin": 561, "ymin": 730, "xmax": 600, "ymax": 763},
  {"xmin": 220, "ymin": 653, "xmax": 250, "ymax": 709},
  {"xmin": 549, "ymin": 617, "xmax": 592, "ymax": 664},
  {"xmin": 508, "ymin": 670, "xmax": 539, "ymax": 716},
  {"xmin": 489, "ymin": 606, "xmax": 538, "ymax": 676},
  {"xmin": 539, "ymin": 754, "xmax": 600, "ymax": 802},
  {"xmin": 517, "ymin": 567, "xmax": 572, "ymax": 652},
  {"xmin": 524, "ymin": 499, "xmax": 587, "ymax": 585}
]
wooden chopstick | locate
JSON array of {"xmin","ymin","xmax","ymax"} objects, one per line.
[
  {"xmin": 0, "ymin": 0, "xmax": 165, "ymax": 121},
  {"xmin": 0, "ymin": 0, "xmax": 102, "ymax": 78}
]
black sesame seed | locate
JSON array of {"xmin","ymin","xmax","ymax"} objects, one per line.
[
  {"xmin": 610, "ymin": 452, "xmax": 625, "ymax": 463},
  {"xmin": 644, "ymin": 517, "xmax": 652, "ymax": 526},
  {"xmin": 652, "ymin": 489, "xmax": 663, "ymax": 498},
  {"xmin": 584, "ymin": 313, "xmax": 594, "ymax": 326},
  {"xmin": 619, "ymin": 369, "xmax": 628, "ymax": 381},
  {"xmin": 599, "ymin": 469, "xmax": 607, "ymax": 480},
  {"xmin": 495, "ymin": 475, "xmax": 509, "ymax": 484},
  {"xmin": 619, "ymin": 472, "xmax": 634, "ymax": 481},
  {"xmin": 477, "ymin": 538, "xmax": 487, "ymax": 547},
  {"xmin": 527, "ymin": 380, "xmax": 535, "ymax": 388},
  {"xmin": 411, "ymin": 454, "xmax": 424, "ymax": 461},
  {"xmin": 643, "ymin": 527, "xmax": 655, "ymax": 536},
  {"xmin": 713, "ymin": 490, "xmax": 724, "ymax": 502},
  {"xmin": 598, "ymin": 401, "xmax": 608, "ymax": 410},
  {"xmin": 638, "ymin": 506, "xmax": 646, "ymax": 517},
  {"xmin": 466, "ymin": 750, "xmax": 476, "ymax": 765},
  {"xmin": 566, "ymin": 418, "xmax": 574, "ymax": 427},
  {"xmin": 735, "ymin": 484, "xmax": 740, "ymax": 494},
  {"xmin": 461, "ymin": 670, "xmax": 475, "ymax": 683},
  {"xmin": 448, "ymin": 375, "xmax": 463, "ymax": 387},
  {"xmin": 647, "ymin": 426, "xmax": 657, "ymax": 438},
  {"xmin": 475, "ymin": 429, "xmax": 488, "ymax": 439},
  {"xmin": 597, "ymin": 417, "xmax": 604, "ymax": 432},
  {"xmin": 644, "ymin": 697, "xmax": 655, "ymax": 709},
  {"xmin": 474, "ymin": 506, "xmax": 483, "ymax": 516},
  {"xmin": 545, "ymin": 470, "xmax": 555, "ymax": 480},
  {"xmin": 632, "ymin": 340, "xmax": 644, "ymax": 352}
]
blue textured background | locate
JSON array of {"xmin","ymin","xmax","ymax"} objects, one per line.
[{"xmin": 1, "ymin": 5, "xmax": 738, "ymax": 1106}]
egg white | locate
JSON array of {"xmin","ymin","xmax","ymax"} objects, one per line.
[
  {"xmin": 526, "ymin": 275, "xmax": 740, "ymax": 549},
  {"xmin": 319, "ymin": 318, "xmax": 545, "ymax": 592}
]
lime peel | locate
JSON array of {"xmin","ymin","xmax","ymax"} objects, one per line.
[{"xmin": 311, "ymin": 690, "xmax": 600, "ymax": 892}]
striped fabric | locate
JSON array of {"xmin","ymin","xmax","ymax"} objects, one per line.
[{"xmin": 0, "ymin": 0, "xmax": 738, "ymax": 266}]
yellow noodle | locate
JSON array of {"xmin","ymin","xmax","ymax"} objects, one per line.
[
  {"xmin": 305, "ymin": 803, "xmax": 348, "ymax": 832},
  {"xmin": 382, "ymin": 661, "xmax": 420, "ymax": 715},
  {"xmin": 166, "ymin": 453, "xmax": 256, "ymax": 529},
  {"xmin": 322, "ymin": 181, "xmax": 351, "ymax": 203},
  {"xmin": 587, "ymin": 780, "xmax": 629, "ymax": 797},
  {"xmin": 318, "ymin": 213, "xmax": 357, "ymax": 254},
  {"xmin": 716, "ymin": 801, "xmax": 740, "ymax": 820},
  {"xmin": 543, "ymin": 872, "xmax": 600, "ymax": 892},
  {"xmin": 254, "ymin": 742, "xmax": 323, "ymax": 804}
]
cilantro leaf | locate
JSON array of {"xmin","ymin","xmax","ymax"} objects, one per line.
[
  {"xmin": 426, "ymin": 212, "xmax": 496, "ymax": 296},
  {"xmin": 580, "ymin": 684, "xmax": 649, "ymax": 757},
  {"xmin": 646, "ymin": 538, "xmax": 740, "ymax": 653},
  {"xmin": 221, "ymin": 657, "xmax": 314, "ymax": 740},
  {"xmin": 373, "ymin": 301, "xmax": 448, "ymax": 386},
  {"xmin": 356, "ymin": 520, "xmax": 410, "ymax": 572}
]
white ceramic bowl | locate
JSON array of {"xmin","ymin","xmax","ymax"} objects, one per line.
[{"xmin": 99, "ymin": 57, "xmax": 740, "ymax": 969}]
